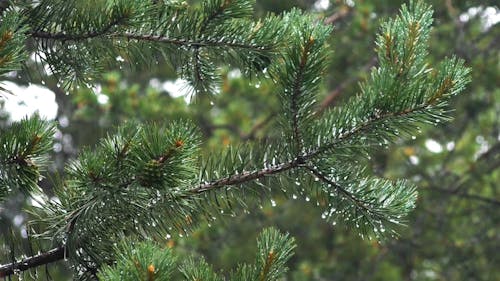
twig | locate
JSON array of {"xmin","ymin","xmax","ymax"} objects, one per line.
[
  {"xmin": 324, "ymin": 6, "xmax": 352, "ymax": 25},
  {"xmin": 427, "ymin": 187, "xmax": 500, "ymax": 207},
  {"xmin": 189, "ymin": 159, "xmax": 298, "ymax": 194},
  {"xmin": 242, "ymin": 112, "xmax": 276, "ymax": 141},
  {"xmin": 317, "ymin": 56, "xmax": 377, "ymax": 114},
  {"xmin": 290, "ymin": 36, "xmax": 315, "ymax": 153},
  {"xmin": 303, "ymin": 165, "xmax": 372, "ymax": 212},
  {"xmin": 0, "ymin": 247, "xmax": 65, "ymax": 277},
  {"xmin": 31, "ymin": 31, "xmax": 272, "ymax": 52}
]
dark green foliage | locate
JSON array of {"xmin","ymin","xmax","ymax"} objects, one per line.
[
  {"xmin": 36, "ymin": 121, "xmax": 200, "ymax": 276},
  {"xmin": 0, "ymin": 9, "xmax": 28, "ymax": 93},
  {"xmin": 98, "ymin": 228, "xmax": 295, "ymax": 281},
  {"xmin": 252, "ymin": 227, "xmax": 296, "ymax": 280},
  {"xmin": 0, "ymin": 115, "xmax": 55, "ymax": 200},
  {"xmin": 0, "ymin": 0, "xmax": 473, "ymax": 280},
  {"xmin": 97, "ymin": 238, "xmax": 176, "ymax": 281},
  {"xmin": 21, "ymin": 0, "xmax": 290, "ymax": 92},
  {"xmin": 191, "ymin": 1, "xmax": 470, "ymax": 240},
  {"xmin": 270, "ymin": 10, "xmax": 332, "ymax": 154}
]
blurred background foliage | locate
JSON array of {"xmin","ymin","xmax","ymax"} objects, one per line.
[{"xmin": 1, "ymin": 0, "xmax": 498, "ymax": 280}]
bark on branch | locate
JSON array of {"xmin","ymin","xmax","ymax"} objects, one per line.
[{"xmin": 0, "ymin": 246, "xmax": 65, "ymax": 277}]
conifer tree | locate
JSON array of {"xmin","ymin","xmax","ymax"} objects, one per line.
[{"xmin": 0, "ymin": 0, "xmax": 470, "ymax": 280}]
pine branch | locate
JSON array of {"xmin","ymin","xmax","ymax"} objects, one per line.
[
  {"xmin": 29, "ymin": 15, "xmax": 128, "ymax": 41},
  {"xmin": 30, "ymin": 31, "xmax": 273, "ymax": 51},
  {"xmin": 189, "ymin": 159, "xmax": 300, "ymax": 194},
  {"xmin": 0, "ymin": 92, "xmax": 464, "ymax": 277},
  {"xmin": 0, "ymin": 2, "xmax": 472, "ymax": 278},
  {"xmin": 303, "ymin": 166, "xmax": 372, "ymax": 213},
  {"xmin": 0, "ymin": 99, "xmax": 425, "ymax": 276},
  {"xmin": 290, "ymin": 35, "xmax": 315, "ymax": 153},
  {"xmin": 311, "ymin": 103, "xmax": 433, "ymax": 157},
  {"xmin": 190, "ymin": 0, "xmax": 233, "ymax": 93},
  {"xmin": 0, "ymin": 246, "xmax": 65, "ymax": 278},
  {"xmin": 188, "ymin": 100, "xmax": 433, "ymax": 195}
]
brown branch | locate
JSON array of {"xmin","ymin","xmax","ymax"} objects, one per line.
[
  {"xmin": 0, "ymin": 246, "xmax": 65, "ymax": 277},
  {"xmin": 31, "ymin": 30, "xmax": 271, "ymax": 52},
  {"xmin": 189, "ymin": 159, "xmax": 299, "ymax": 194},
  {"xmin": 205, "ymin": 112, "xmax": 276, "ymax": 141},
  {"xmin": 304, "ymin": 165, "xmax": 372, "ymax": 212},
  {"xmin": 426, "ymin": 185, "xmax": 500, "ymax": 207},
  {"xmin": 317, "ymin": 56, "xmax": 377, "ymax": 114},
  {"xmin": 242, "ymin": 112, "xmax": 276, "ymax": 141},
  {"xmin": 324, "ymin": 6, "xmax": 352, "ymax": 25},
  {"xmin": 447, "ymin": 142, "xmax": 500, "ymax": 194},
  {"xmin": 444, "ymin": 0, "xmax": 458, "ymax": 18},
  {"xmin": 258, "ymin": 250, "xmax": 275, "ymax": 281},
  {"xmin": 30, "ymin": 16, "xmax": 125, "ymax": 42}
]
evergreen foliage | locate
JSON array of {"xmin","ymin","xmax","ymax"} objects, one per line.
[
  {"xmin": 19, "ymin": 0, "xmax": 289, "ymax": 92},
  {"xmin": 0, "ymin": 115, "xmax": 55, "ymax": 200},
  {"xmin": 0, "ymin": 0, "xmax": 471, "ymax": 279},
  {"xmin": 0, "ymin": 9, "xmax": 28, "ymax": 93},
  {"xmin": 97, "ymin": 228, "xmax": 295, "ymax": 281}
]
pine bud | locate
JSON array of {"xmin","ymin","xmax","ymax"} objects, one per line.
[
  {"xmin": 147, "ymin": 264, "xmax": 155, "ymax": 281},
  {"xmin": 138, "ymin": 159, "xmax": 164, "ymax": 187}
]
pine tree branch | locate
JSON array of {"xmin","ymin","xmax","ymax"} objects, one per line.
[
  {"xmin": 258, "ymin": 250, "xmax": 275, "ymax": 281},
  {"xmin": 30, "ymin": 31, "xmax": 272, "ymax": 52},
  {"xmin": 0, "ymin": 246, "xmax": 65, "ymax": 277},
  {"xmin": 30, "ymin": 16, "xmax": 127, "ymax": 41},
  {"xmin": 303, "ymin": 165, "xmax": 372, "ymax": 212},
  {"xmin": 191, "ymin": 0, "xmax": 231, "ymax": 90},
  {"xmin": 0, "ymin": 99, "xmax": 452, "ymax": 277},
  {"xmin": 121, "ymin": 32, "xmax": 273, "ymax": 51},
  {"xmin": 190, "ymin": 159, "xmax": 300, "ymax": 194},
  {"xmin": 190, "ymin": 102, "xmax": 434, "ymax": 195},
  {"xmin": 290, "ymin": 36, "xmax": 315, "ymax": 153}
]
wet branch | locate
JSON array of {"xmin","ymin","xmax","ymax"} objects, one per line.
[
  {"xmin": 0, "ymin": 247, "xmax": 65, "ymax": 278},
  {"xmin": 0, "ymin": 100, "xmax": 441, "ymax": 277}
]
